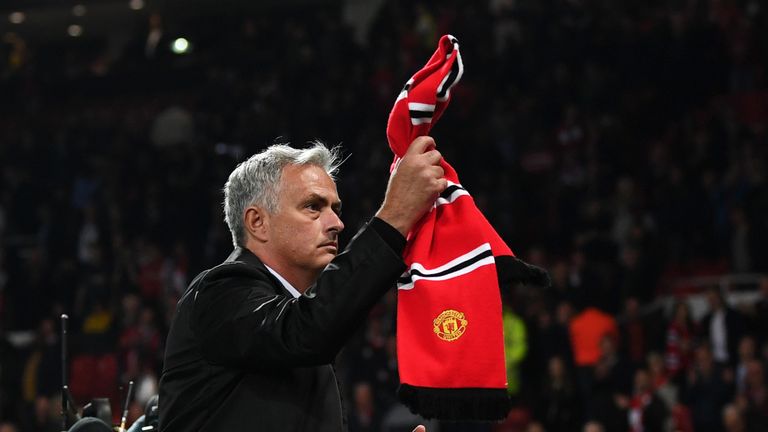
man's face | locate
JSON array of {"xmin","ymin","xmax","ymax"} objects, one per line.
[{"xmin": 265, "ymin": 164, "xmax": 344, "ymax": 280}]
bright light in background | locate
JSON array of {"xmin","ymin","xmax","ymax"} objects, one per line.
[
  {"xmin": 8, "ymin": 11, "xmax": 25, "ymax": 24},
  {"xmin": 72, "ymin": 4, "xmax": 87, "ymax": 17},
  {"xmin": 171, "ymin": 38, "xmax": 190, "ymax": 54},
  {"xmin": 67, "ymin": 24, "xmax": 83, "ymax": 37},
  {"xmin": 129, "ymin": 0, "xmax": 145, "ymax": 11}
]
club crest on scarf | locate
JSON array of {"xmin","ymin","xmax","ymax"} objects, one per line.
[{"xmin": 433, "ymin": 309, "xmax": 468, "ymax": 342}]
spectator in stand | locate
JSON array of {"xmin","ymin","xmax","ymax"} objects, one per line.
[
  {"xmin": 532, "ymin": 356, "xmax": 580, "ymax": 432},
  {"xmin": 651, "ymin": 348, "xmax": 698, "ymax": 432},
  {"xmin": 666, "ymin": 300, "xmax": 695, "ymax": 383},
  {"xmin": 700, "ymin": 286, "xmax": 748, "ymax": 368},
  {"xmin": 685, "ymin": 343, "xmax": 733, "ymax": 432},
  {"xmin": 621, "ymin": 368, "xmax": 669, "ymax": 432},
  {"xmin": 590, "ymin": 335, "xmax": 632, "ymax": 431},
  {"xmin": 735, "ymin": 335, "xmax": 759, "ymax": 394},
  {"xmin": 119, "ymin": 305, "xmax": 162, "ymax": 382},
  {"xmin": 21, "ymin": 395, "xmax": 59, "ymax": 432},
  {"xmin": 734, "ymin": 359, "xmax": 768, "ymax": 431},
  {"xmin": 502, "ymin": 300, "xmax": 528, "ymax": 398},
  {"xmin": 20, "ymin": 318, "xmax": 60, "ymax": 405},
  {"xmin": 135, "ymin": 239, "xmax": 165, "ymax": 305},
  {"xmin": 753, "ymin": 277, "xmax": 768, "ymax": 346},
  {"xmin": 582, "ymin": 421, "xmax": 605, "ymax": 432},
  {"xmin": 541, "ymin": 260, "xmax": 574, "ymax": 310},
  {"xmin": 530, "ymin": 301, "xmax": 575, "ymax": 376},
  {"xmin": 728, "ymin": 207, "xmax": 753, "ymax": 273},
  {"xmin": 348, "ymin": 381, "xmax": 381, "ymax": 432},
  {"xmin": 722, "ymin": 404, "xmax": 747, "ymax": 432},
  {"xmin": 647, "ymin": 351, "xmax": 678, "ymax": 410},
  {"xmin": 569, "ymin": 301, "xmax": 619, "ymax": 417},
  {"xmin": 618, "ymin": 297, "xmax": 650, "ymax": 370},
  {"xmin": 525, "ymin": 422, "xmax": 545, "ymax": 432},
  {"xmin": 0, "ymin": 423, "xmax": 18, "ymax": 432}
]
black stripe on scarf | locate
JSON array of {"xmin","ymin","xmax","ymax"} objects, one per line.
[
  {"xmin": 439, "ymin": 184, "xmax": 465, "ymax": 200},
  {"xmin": 409, "ymin": 110, "xmax": 434, "ymax": 119},
  {"xmin": 398, "ymin": 249, "xmax": 492, "ymax": 285},
  {"xmin": 437, "ymin": 59, "xmax": 460, "ymax": 99}
]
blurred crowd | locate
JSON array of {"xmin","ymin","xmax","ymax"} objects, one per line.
[{"xmin": 1, "ymin": 0, "xmax": 767, "ymax": 431}]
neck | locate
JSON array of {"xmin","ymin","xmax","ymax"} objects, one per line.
[
  {"xmin": 245, "ymin": 244, "xmax": 315, "ymax": 293},
  {"xmin": 270, "ymin": 265, "xmax": 314, "ymax": 293}
]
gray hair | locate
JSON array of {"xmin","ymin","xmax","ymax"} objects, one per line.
[{"xmin": 223, "ymin": 141, "xmax": 342, "ymax": 247}]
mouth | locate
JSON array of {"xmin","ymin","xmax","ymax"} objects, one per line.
[{"xmin": 320, "ymin": 242, "xmax": 338, "ymax": 251}]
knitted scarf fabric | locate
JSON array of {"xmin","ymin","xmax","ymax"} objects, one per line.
[{"xmin": 386, "ymin": 34, "xmax": 543, "ymax": 422}]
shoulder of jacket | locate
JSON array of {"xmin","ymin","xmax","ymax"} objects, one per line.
[
  {"xmin": 206, "ymin": 260, "xmax": 268, "ymax": 283},
  {"xmin": 188, "ymin": 261, "xmax": 271, "ymax": 294}
]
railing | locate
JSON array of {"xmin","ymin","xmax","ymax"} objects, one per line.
[{"xmin": 658, "ymin": 273, "xmax": 766, "ymax": 321}]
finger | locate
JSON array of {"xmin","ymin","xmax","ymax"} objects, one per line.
[
  {"xmin": 422, "ymin": 149, "xmax": 443, "ymax": 165},
  {"xmin": 412, "ymin": 426, "xmax": 426, "ymax": 432},
  {"xmin": 435, "ymin": 177, "xmax": 448, "ymax": 192},
  {"xmin": 425, "ymin": 165, "xmax": 444, "ymax": 181},
  {"xmin": 432, "ymin": 165, "xmax": 445, "ymax": 179},
  {"xmin": 406, "ymin": 136, "xmax": 436, "ymax": 155}
]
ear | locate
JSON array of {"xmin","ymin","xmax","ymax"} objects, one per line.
[{"xmin": 244, "ymin": 206, "xmax": 269, "ymax": 243}]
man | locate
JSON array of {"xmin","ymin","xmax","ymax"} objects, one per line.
[
  {"xmin": 700, "ymin": 286, "xmax": 747, "ymax": 368},
  {"xmin": 159, "ymin": 137, "xmax": 443, "ymax": 431}
]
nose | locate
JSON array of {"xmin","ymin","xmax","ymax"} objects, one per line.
[{"xmin": 326, "ymin": 209, "xmax": 344, "ymax": 235}]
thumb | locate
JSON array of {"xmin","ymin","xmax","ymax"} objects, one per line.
[
  {"xmin": 411, "ymin": 426, "xmax": 426, "ymax": 432},
  {"xmin": 406, "ymin": 136, "xmax": 436, "ymax": 155}
]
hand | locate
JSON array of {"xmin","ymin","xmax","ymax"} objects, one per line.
[
  {"xmin": 412, "ymin": 426, "xmax": 426, "ymax": 432},
  {"xmin": 376, "ymin": 136, "xmax": 447, "ymax": 236}
]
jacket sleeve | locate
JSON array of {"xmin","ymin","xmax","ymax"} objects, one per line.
[{"xmin": 190, "ymin": 221, "xmax": 406, "ymax": 370}]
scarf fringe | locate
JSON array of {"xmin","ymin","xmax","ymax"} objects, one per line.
[
  {"xmin": 398, "ymin": 384, "xmax": 510, "ymax": 421},
  {"xmin": 496, "ymin": 255, "xmax": 551, "ymax": 287}
]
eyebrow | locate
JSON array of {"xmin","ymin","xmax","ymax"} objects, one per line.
[{"xmin": 304, "ymin": 193, "xmax": 342, "ymax": 213}]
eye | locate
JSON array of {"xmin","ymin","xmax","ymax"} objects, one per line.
[{"xmin": 305, "ymin": 202, "xmax": 321, "ymax": 212}]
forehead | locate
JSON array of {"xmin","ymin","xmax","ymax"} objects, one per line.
[{"xmin": 278, "ymin": 164, "xmax": 339, "ymax": 201}]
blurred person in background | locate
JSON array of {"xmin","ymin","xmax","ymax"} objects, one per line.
[
  {"xmin": 21, "ymin": 395, "xmax": 59, "ymax": 432},
  {"xmin": 620, "ymin": 368, "xmax": 669, "ymax": 432},
  {"xmin": 582, "ymin": 420, "xmax": 604, "ymax": 432},
  {"xmin": 532, "ymin": 356, "xmax": 580, "ymax": 432},
  {"xmin": 502, "ymin": 293, "xmax": 528, "ymax": 399},
  {"xmin": 589, "ymin": 334, "xmax": 632, "ymax": 432},
  {"xmin": 753, "ymin": 277, "xmax": 768, "ymax": 347},
  {"xmin": 524, "ymin": 422, "xmax": 545, "ymax": 432},
  {"xmin": 0, "ymin": 422, "xmax": 18, "ymax": 432},
  {"xmin": 665, "ymin": 300, "xmax": 695, "ymax": 383},
  {"xmin": 722, "ymin": 403, "xmax": 747, "ymax": 432},
  {"xmin": 569, "ymin": 298, "xmax": 618, "ymax": 417},
  {"xmin": 348, "ymin": 381, "xmax": 380, "ymax": 432},
  {"xmin": 646, "ymin": 351, "xmax": 678, "ymax": 411},
  {"xmin": 734, "ymin": 359, "xmax": 768, "ymax": 431},
  {"xmin": 20, "ymin": 318, "xmax": 59, "ymax": 406},
  {"xmin": 700, "ymin": 287, "xmax": 748, "ymax": 369},
  {"xmin": 734, "ymin": 335, "xmax": 758, "ymax": 394},
  {"xmin": 684, "ymin": 343, "xmax": 733, "ymax": 432},
  {"xmin": 527, "ymin": 300, "xmax": 575, "ymax": 385},
  {"xmin": 618, "ymin": 296, "xmax": 652, "ymax": 371}
]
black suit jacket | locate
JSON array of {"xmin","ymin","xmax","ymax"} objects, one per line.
[{"xmin": 159, "ymin": 219, "xmax": 405, "ymax": 432}]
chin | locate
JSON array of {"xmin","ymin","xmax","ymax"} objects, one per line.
[{"xmin": 317, "ymin": 254, "xmax": 336, "ymax": 268}]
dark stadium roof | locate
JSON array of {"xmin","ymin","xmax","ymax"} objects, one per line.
[{"xmin": 0, "ymin": 0, "xmax": 328, "ymax": 42}]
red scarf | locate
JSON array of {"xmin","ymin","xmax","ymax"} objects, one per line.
[{"xmin": 387, "ymin": 35, "xmax": 548, "ymax": 421}]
